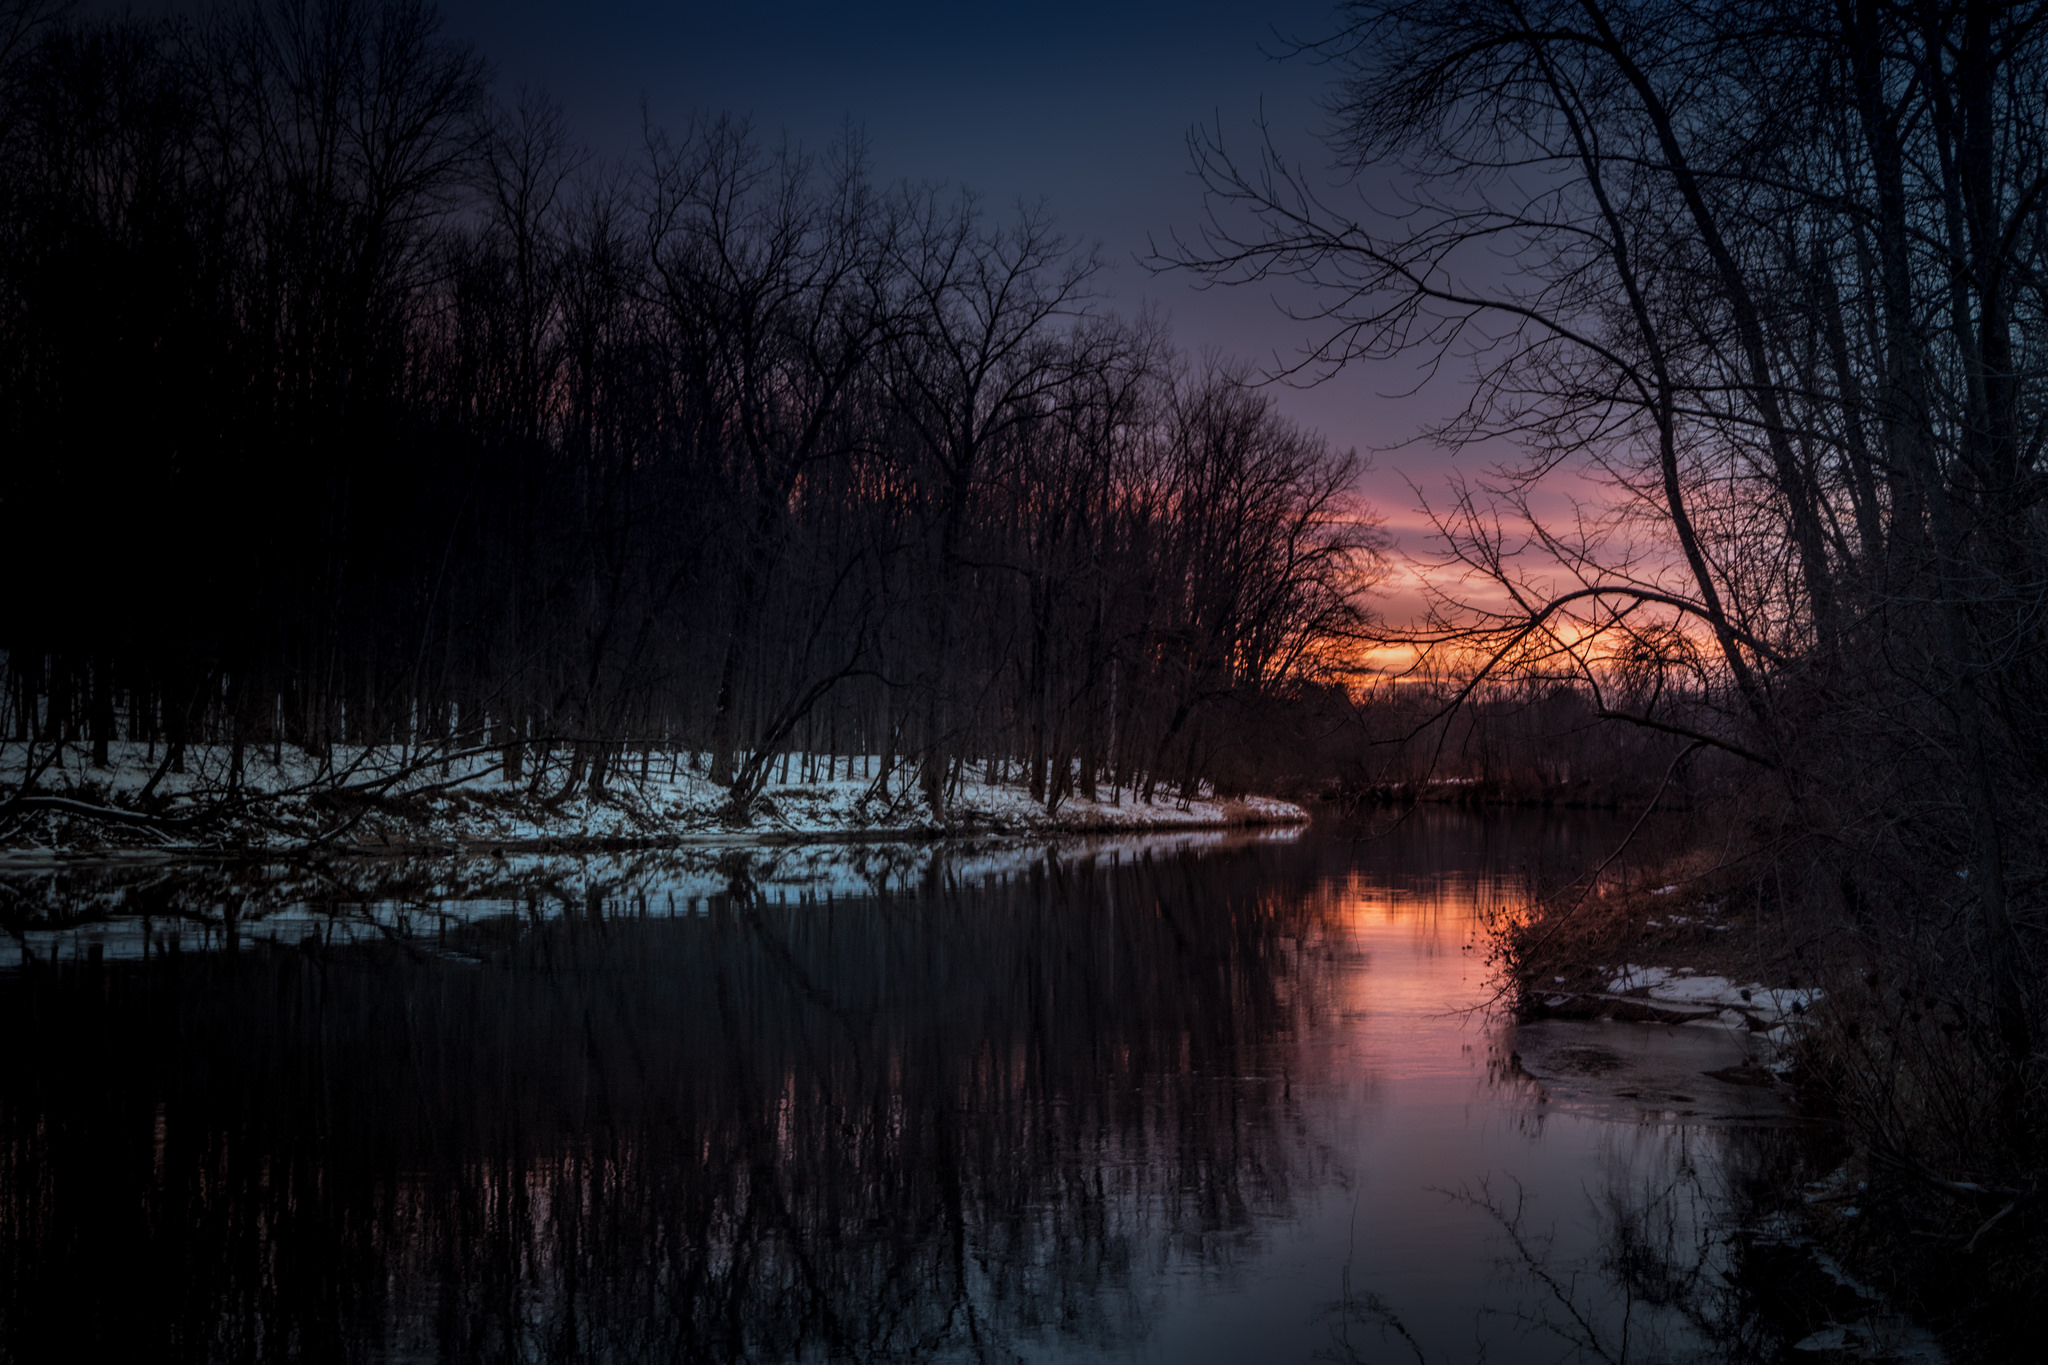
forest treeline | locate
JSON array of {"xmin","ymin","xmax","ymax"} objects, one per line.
[
  {"xmin": 0, "ymin": 0, "xmax": 1378, "ymax": 817},
  {"xmin": 1336, "ymin": 678, "xmax": 1710, "ymax": 808}
]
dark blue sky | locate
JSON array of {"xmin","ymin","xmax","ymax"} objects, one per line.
[
  {"xmin": 436, "ymin": 0, "xmax": 1341, "ymax": 355},
  {"xmin": 427, "ymin": 0, "xmax": 1464, "ymax": 529},
  {"xmin": 101, "ymin": 0, "xmax": 1483, "ymax": 596}
]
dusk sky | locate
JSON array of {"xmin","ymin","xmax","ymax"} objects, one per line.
[
  {"xmin": 97, "ymin": 0, "xmax": 1504, "ymax": 611},
  {"xmin": 420, "ymin": 0, "xmax": 1492, "ymax": 607},
  {"xmin": 434, "ymin": 0, "xmax": 1339, "ymax": 345}
]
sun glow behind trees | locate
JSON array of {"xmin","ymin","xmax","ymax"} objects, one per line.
[{"xmin": 1165, "ymin": 0, "xmax": 2048, "ymax": 1318}]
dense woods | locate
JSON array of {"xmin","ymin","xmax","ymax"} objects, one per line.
[
  {"xmin": 0, "ymin": 0, "xmax": 1377, "ymax": 819},
  {"xmin": 1173, "ymin": 0, "xmax": 2048, "ymax": 1341}
]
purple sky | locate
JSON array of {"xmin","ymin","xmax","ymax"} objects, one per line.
[
  {"xmin": 98, "ymin": 0, "xmax": 1523, "ymax": 619},
  {"xmin": 426, "ymin": 0, "xmax": 1492, "ymax": 589}
]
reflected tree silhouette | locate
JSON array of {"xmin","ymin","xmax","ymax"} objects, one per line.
[
  {"xmin": 0, "ymin": 841, "xmax": 1347, "ymax": 1361},
  {"xmin": 1321, "ymin": 1127, "xmax": 1819, "ymax": 1365}
]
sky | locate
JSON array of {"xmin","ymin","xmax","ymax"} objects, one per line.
[
  {"xmin": 421, "ymin": 0, "xmax": 1487, "ymax": 616},
  {"xmin": 95, "ymin": 0, "xmax": 1523, "ymax": 622}
]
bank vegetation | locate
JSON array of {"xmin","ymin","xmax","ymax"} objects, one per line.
[{"xmin": 1167, "ymin": 0, "xmax": 2048, "ymax": 1354}]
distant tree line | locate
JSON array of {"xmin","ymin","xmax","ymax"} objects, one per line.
[
  {"xmin": 1336, "ymin": 678, "xmax": 1710, "ymax": 809},
  {"xmin": 0, "ymin": 0, "xmax": 1377, "ymax": 815}
]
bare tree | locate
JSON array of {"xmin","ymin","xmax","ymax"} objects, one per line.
[{"xmin": 1160, "ymin": 0, "xmax": 2048, "ymax": 1261}]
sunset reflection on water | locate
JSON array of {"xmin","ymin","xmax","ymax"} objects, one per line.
[{"xmin": 0, "ymin": 813, "xmax": 1784, "ymax": 1364}]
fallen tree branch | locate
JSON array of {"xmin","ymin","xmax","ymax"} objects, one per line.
[{"xmin": 0, "ymin": 793, "xmax": 201, "ymax": 830}]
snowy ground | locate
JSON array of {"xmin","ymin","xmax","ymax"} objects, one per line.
[
  {"xmin": 1602, "ymin": 963, "xmax": 1822, "ymax": 1054},
  {"xmin": 1529, "ymin": 961, "xmax": 1824, "ymax": 1079},
  {"xmin": 0, "ymin": 740, "xmax": 1309, "ymax": 853}
]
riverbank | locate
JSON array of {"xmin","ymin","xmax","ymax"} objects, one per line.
[
  {"xmin": 0, "ymin": 740, "xmax": 1309, "ymax": 855},
  {"xmin": 1494, "ymin": 860, "xmax": 2031, "ymax": 1363},
  {"xmin": 0, "ymin": 824, "xmax": 1314, "ymax": 972}
]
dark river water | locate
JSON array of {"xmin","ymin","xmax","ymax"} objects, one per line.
[{"xmin": 0, "ymin": 814, "xmax": 1816, "ymax": 1363}]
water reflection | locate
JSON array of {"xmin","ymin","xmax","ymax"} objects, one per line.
[
  {"xmin": 1443, "ymin": 1131, "xmax": 1788, "ymax": 1364},
  {"xmin": 2, "ymin": 834, "xmax": 1347, "ymax": 1361},
  {"xmin": 0, "ymin": 831, "xmax": 1308, "ymax": 967},
  {"xmin": 0, "ymin": 815, "xmax": 1813, "ymax": 1363}
]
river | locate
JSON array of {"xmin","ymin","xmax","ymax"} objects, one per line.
[{"xmin": 0, "ymin": 811, "xmax": 1815, "ymax": 1363}]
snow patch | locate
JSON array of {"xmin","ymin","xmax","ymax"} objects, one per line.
[
  {"xmin": 1606, "ymin": 964, "xmax": 1673, "ymax": 993},
  {"xmin": 0, "ymin": 741, "xmax": 1312, "ymax": 851},
  {"xmin": 1644, "ymin": 974, "xmax": 1822, "ymax": 1018}
]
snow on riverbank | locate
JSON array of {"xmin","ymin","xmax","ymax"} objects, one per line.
[
  {"xmin": 1530, "ymin": 962, "xmax": 1824, "ymax": 1079},
  {"xmin": 1605, "ymin": 963, "xmax": 1822, "ymax": 1020},
  {"xmin": 0, "ymin": 740, "xmax": 1310, "ymax": 853}
]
